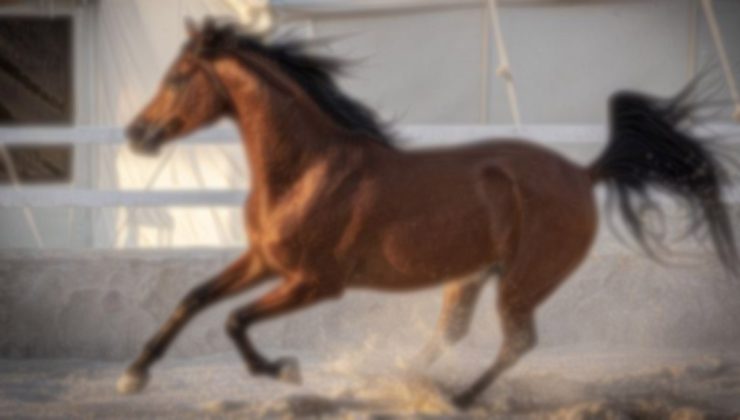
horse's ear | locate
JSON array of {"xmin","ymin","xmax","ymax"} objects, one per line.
[{"xmin": 185, "ymin": 17, "xmax": 199, "ymax": 38}]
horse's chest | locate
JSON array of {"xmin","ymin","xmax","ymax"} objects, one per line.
[
  {"xmin": 251, "ymin": 199, "xmax": 316, "ymax": 267},
  {"xmin": 249, "ymin": 166, "xmax": 347, "ymax": 270}
]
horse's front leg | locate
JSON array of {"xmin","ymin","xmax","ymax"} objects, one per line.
[
  {"xmin": 117, "ymin": 251, "xmax": 272, "ymax": 394},
  {"xmin": 226, "ymin": 275, "xmax": 341, "ymax": 383}
]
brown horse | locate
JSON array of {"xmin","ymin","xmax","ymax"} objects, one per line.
[{"xmin": 118, "ymin": 19, "xmax": 738, "ymax": 408}]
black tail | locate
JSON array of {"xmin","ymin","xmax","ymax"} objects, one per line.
[{"xmin": 590, "ymin": 88, "xmax": 738, "ymax": 276}]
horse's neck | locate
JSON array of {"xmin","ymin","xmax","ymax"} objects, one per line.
[{"xmin": 224, "ymin": 64, "xmax": 355, "ymax": 202}]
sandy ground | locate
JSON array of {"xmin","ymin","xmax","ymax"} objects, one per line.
[{"xmin": 2, "ymin": 345, "xmax": 740, "ymax": 419}]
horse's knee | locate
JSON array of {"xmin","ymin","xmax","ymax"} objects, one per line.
[
  {"xmin": 183, "ymin": 282, "xmax": 219, "ymax": 312},
  {"xmin": 140, "ymin": 341, "xmax": 162, "ymax": 362}
]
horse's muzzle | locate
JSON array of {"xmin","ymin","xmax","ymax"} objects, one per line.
[
  {"xmin": 127, "ymin": 118, "xmax": 184, "ymax": 156},
  {"xmin": 127, "ymin": 119, "xmax": 166, "ymax": 155}
]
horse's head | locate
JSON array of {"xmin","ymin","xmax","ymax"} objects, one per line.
[{"xmin": 127, "ymin": 20, "xmax": 231, "ymax": 155}]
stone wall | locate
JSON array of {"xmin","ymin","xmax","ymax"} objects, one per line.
[{"xmin": 2, "ymin": 238, "xmax": 740, "ymax": 360}]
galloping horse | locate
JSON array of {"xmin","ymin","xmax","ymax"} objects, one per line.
[{"xmin": 118, "ymin": 19, "xmax": 738, "ymax": 408}]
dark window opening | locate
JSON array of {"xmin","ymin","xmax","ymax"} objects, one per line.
[
  {"xmin": 0, "ymin": 145, "xmax": 71, "ymax": 183},
  {"xmin": 0, "ymin": 16, "xmax": 73, "ymax": 184}
]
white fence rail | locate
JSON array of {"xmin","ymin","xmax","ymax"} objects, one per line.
[
  {"xmin": 0, "ymin": 124, "xmax": 608, "ymax": 209},
  {"xmin": 1, "ymin": 124, "xmax": 739, "ymax": 249},
  {"xmin": 0, "ymin": 124, "xmax": 609, "ymax": 147},
  {"xmin": 0, "ymin": 125, "xmax": 605, "ymax": 209},
  {"xmin": 0, "ymin": 126, "xmax": 237, "ymax": 146},
  {"xmin": 0, "ymin": 189, "xmax": 247, "ymax": 207}
]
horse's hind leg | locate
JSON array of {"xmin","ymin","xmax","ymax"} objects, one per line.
[
  {"xmin": 117, "ymin": 251, "xmax": 272, "ymax": 394},
  {"xmin": 453, "ymin": 232, "xmax": 593, "ymax": 408},
  {"xmin": 415, "ymin": 271, "xmax": 489, "ymax": 367},
  {"xmin": 452, "ymin": 286, "xmax": 537, "ymax": 408}
]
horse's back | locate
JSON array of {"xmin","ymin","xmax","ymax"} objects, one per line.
[
  {"xmin": 399, "ymin": 138, "xmax": 596, "ymax": 224},
  {"xmin": 347, "ymin": 138, "xmax": 596, "ymax": 290}
]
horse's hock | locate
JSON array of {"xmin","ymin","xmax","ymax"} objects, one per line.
[{"xmin": 2, "ymin": 236, "xmax": 740, "ymax": 360}]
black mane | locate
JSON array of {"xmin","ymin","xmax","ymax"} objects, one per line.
[{"xmin": 192, "ymin": 19, "xmax": 394, "ymax": 147}]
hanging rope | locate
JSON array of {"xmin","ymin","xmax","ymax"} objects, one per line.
[
  {"xmin": 479, "ymin": 6, "xmax": 490, "ymax": 124},
  {"xmin": 687, "ymin": 0, "xmax": 698, "ymax": 81},
  {"xmin": 700, "ymin": 0, "xmax": 740, "ymax": 122},
  {"xmin": 486, "ymin": 0, "xmax": 522, "ymax": 130}
]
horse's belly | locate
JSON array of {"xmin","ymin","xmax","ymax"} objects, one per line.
[{"xmin": 349, "ymin": 205, "xmax": 502, "ymax": 290}]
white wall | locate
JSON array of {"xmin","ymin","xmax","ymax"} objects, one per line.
[
  {"xmin": 308, "ymin": 0, "xmax": 740, "ymax": 124},
  {"xmin": 3, "ymin": 244, "xmax": 740, "ymax": 360},
  {"xmin": 89, "ymin": 0, "xmax": 740, "ymax": 125}
]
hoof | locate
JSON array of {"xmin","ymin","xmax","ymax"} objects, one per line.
[
  {"xmin": 274, "ymin": 357, "xmax": 302, "ymax": 385},
  {"xmin": 116, "ymin": 370, "xmax": 149, "ymax": 395}
]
